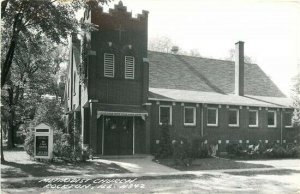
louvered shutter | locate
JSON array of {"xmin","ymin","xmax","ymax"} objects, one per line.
[
  {"xmin": 104, "ymin": 53, "xmax": 114, "ymax": 77},
  {"xmin": 125, "ymin": 56, "xmax": 135, "ymax": 79}
]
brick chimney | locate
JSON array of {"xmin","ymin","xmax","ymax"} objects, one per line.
[{"xmin": 235, "ymin": 41, "xmax": 244, "ymax": 96}]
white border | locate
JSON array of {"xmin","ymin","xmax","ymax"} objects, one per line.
[
  {"xmin": 207, "ymin": 107, "xmax": 218, "ymax": 126},
  {"xmin": 184, "ymin": 106, "xmax": 196, "ymax": 126},
  {"xmin": 268, "ymin": 110, "xmax": 277, "ymax": 128},
  {"xmin": 228, "ymin": 108, "xmax": 239, "ymax": 127},
  {"xmin": 284, "ymin": 111, "xmax": 293, "ymax": 128},
  {"xmin": 249, "ymin": 109, "xmax": 258, "ymax": 127},
  {"xmin": 159, "ymin": 105, "xmax": 172, "ymax": 125}
]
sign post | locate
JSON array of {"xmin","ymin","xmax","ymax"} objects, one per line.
[{"xmin": 34, "ymin": 123, "xmax": 53, "ymax": 159}]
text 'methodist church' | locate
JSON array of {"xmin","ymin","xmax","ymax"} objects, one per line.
[{"xmin": 65, "ymin": 1, "xmax": 299, "ymax": 155}]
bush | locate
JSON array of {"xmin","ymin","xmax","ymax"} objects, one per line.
[
  {"xmin": 156, "ymin": 123, "xmax": 172, "ymax": 158},
  {"xmin": 191, "ymin": 137, "xmax": 210, "ymax": 158},
  {"xmin": 24, "ymin": 129, "xmax": 91, "ymax": 162},
  {"xmin": 227, "ymin": 142, "xmax": 300, "ymax": 159},
  {"xmin": 24, "ymin": 131, "xmax": 35, "ymax": 157},
  {"xmin": 172, "ymin": 137, "xmax": 192, "ymax": 166},
  {"xmin": 226, "ymin": 143, "xmax": 245, "ymax": 156}
]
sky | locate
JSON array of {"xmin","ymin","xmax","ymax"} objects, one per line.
[{"xmin": 101, "ymin": 0, "xmax": 300, "ymax": 97}]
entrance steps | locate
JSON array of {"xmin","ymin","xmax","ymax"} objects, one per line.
[{"xmin": 92, "ymin": 154, "xmax": 154, "ymax": 160}]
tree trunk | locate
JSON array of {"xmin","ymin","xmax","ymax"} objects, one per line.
[
  {"xmin": 6, "ymin": 85, "xmax": 14, "ymax": 149},
  {"xmin": 7, "ymin": 110, "xmax": 15, "ymax": 149},
  {"xmin": 1, "ymin": 13, "xmax": 22, "ymax": 88},
  {"xmin": 1, "ymin": 125, "xmax": 5, "ymax": 163}
]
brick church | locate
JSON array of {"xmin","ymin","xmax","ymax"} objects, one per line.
[{"xmin": 65, "ymin": 1, "xmax": 299, "ymax": 155}]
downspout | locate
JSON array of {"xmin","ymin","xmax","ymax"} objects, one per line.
[
  {"xmin": 201, "ymin": 104, "xmax": 204, "ymax": 137},
  {"xmin": 280, "ymin": 109, "xmax": 283, "ymax": 145}
]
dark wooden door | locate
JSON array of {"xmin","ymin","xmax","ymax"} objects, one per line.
[{"xmin": 104, "ymin": 116, "xmax": 133, "ymax": 155}]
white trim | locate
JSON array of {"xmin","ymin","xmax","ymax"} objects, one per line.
[
  {"xmin": 284, "ymin": 112, "xmax": 293, "ymax": 128},
  {"xmin": 249, "ymin": 109, "xmax": 258, "ymax": 127},
  {"xmin": 228, "ymin": 108, "xmax": 239, "ymax": 127},
  {"xmin": 268, "ymin": 110, "xmax": 277, "ymax": 128},
  {"xmin": 133, "ymin": 116, "xmax": 135, "ymax": 155},
  {"xmin": 159, "ymin": 105, "xmax": 172, "ymax": 125},
  {"xmin": 104, "ymin": 53, "xmax": 115, "ymax": 78},
  {"xmin": 207, "ymin": 107, "xmax": 218, "ymax": 126},
  {"xmin": 184, "ymin": 106, "xmax": 196, "ymax": 126},
  {"xmin": 147, "ymin": 98, "xmax": 285, "ymax": 108},
  {"xmin": 97, "ymin": 111, "xmax": 147, "ymax": 119},
  {"xmin": 125, "ymin": 56, "xmax": 135, "ymax": 79}
]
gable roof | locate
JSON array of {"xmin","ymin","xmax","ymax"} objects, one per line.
[{"xmin": 148, "ymin": 51, "xmax": 285, "ymax": 98}]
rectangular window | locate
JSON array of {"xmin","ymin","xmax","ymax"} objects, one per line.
[
  {"xmin": 268, "ymin": 110, "xmax": 277, "ymax": 127},
  {"xmin": 125, "ymin": 56, "xmax": 135, "ymax": 79},
  {"xmin": 184, "ymin": 107, "xmax": 196, "ymax": 126},
  {"xmin": 159, "ymin": 105, "xmax": 172, "ymax": 125},
  {"xmin": 104, "ymin": 53, "xmax": 114, "ymax": 77},
  {"xmin": 207, "ymin": 107, "xmax": 218, "ymax": 126},
  {"xmin": 249, "ymin": 110, "xmax": 258, "ymax": 127},
  {"xmin": 229, "ymin": 109, "xmax": 239, "ymax": 127},
  {"xmin": 284, "ymin": 112, "xmax": 293, "ymax": 127}
]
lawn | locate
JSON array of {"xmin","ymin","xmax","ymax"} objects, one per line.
[
  {"xmin": 155, "ymin": 157, "xmax": 273, "ymax": 171},
  {"xmin": 1, "ymin": 149, "xmax": 130, "ymax": 178}
]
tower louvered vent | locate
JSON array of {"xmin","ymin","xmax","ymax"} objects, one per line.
[
  {"xmin": 125, "ymin": 56, "xmax": 135, "ymax": 79},
  {"xmin": 104, "ymin": 53, "xmax": 115, "ymax": 77}
]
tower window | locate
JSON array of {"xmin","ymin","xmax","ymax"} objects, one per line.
[
  {"xmin": 125, "ymin": 56, "xmax": 135, "ymax": 79},
  {"xmin": 104, "ymin": 53, "xmax": 115, "ymax": 78}
]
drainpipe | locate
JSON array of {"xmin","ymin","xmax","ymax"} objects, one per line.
[
  {"xmin": 280, "ymin": 109, "xmax": 283, "ymax": 145},
  {"xmin": 201, "ymin": 104, "xmax": 204, "ymax": 137}
]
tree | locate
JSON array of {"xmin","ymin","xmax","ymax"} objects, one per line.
[
  {"xmin": 226, "ymin": 49, "xmax": 254, "ymax": 63},
  {"xmin": 149, "ymin": 36, "xmax": 202, "ymax": 57},
  {"xmin": 148, "ymin": 36, "xmax": 174, "ymax": 53},
  {"xmin": 1, "ymin": 0, "xmax": 109, "ymax": 88},
  {"xmin": 0, "ymin": 0, "xmax": 109, "ymax": 162},
  {"xmin": 292, "ymin": 73, "xmax": 300, "ymax": 126},
  {"xmin": 1, "ymin": 35, "xmax": 62, "ymax": 151},
  {"xmin": 32, "ymin": 98, "xmax": 65, "ymax": 130}
]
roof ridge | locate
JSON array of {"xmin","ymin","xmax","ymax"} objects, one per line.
[{"xmin": 147, "ymin": 50, "xmax": 257, "ymax": 65}]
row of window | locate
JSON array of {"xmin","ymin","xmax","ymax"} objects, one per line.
[
  {"xmin": 104, "ymin": 53, "xmax": 135, "ymax": 79},
  {"xmin": 159, "ymin": 105, "xmax": 293, "ymax": 128}
]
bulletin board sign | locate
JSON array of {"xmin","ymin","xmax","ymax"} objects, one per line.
[
  {"xmin": 34, "ymin": 123, "xmax": 53, "ymax": 159},
  {"xmin": 35, "ymin": 136, "xmax": 49, "ymax": 156}
]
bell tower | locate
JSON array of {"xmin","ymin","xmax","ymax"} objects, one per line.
[{"xmin": 83, "ymin": 1, "xmax": 149, "ymax": 105}]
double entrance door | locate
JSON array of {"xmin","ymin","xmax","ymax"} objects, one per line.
[{"xmin": 103, "ymin": 116, "xmax": 133, "ymax": 155}]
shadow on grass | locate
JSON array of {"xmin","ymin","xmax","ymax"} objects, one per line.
[
  {"xmin": 225, "ymin": 169, "xmax": 300, "ymax": 176},
  {"xmin": 1, "ymin": 160, "xmax": 130, "ymax": 178},
  {"xmin": 156, "ymin": 157, "xmax": 274, "ymax": 171}
]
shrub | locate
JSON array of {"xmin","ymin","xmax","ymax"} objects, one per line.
[
  {"xmin": 156, "ymin": 123, "xmax": 172, "ymax": 158},
  {"xmin": 191, "ymin": 137, "xmax": 210, "ymax": 158},
  {"xmin": 24, "ymin": 131, "xmax": 35, "ymax": 157},
  {"xmin": 24, "ymin": 129, "xmax": 91, "ymax": 162},
  {"xmin": 226, "ymin": 143, "xmax": 244, "ymax": 156},
  {"xmin": 172, "ymin": 137, "xmax": 192, "ymax": 166}
]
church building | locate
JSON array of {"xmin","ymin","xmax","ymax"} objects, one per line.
[{"xmin": 65, "ymin": 1, "xmax": 299, "ymax": 155}]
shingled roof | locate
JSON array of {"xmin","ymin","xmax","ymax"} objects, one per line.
[{"xmin": 148, "ymin": 51, "xmax": 286, "ymax": 98}]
